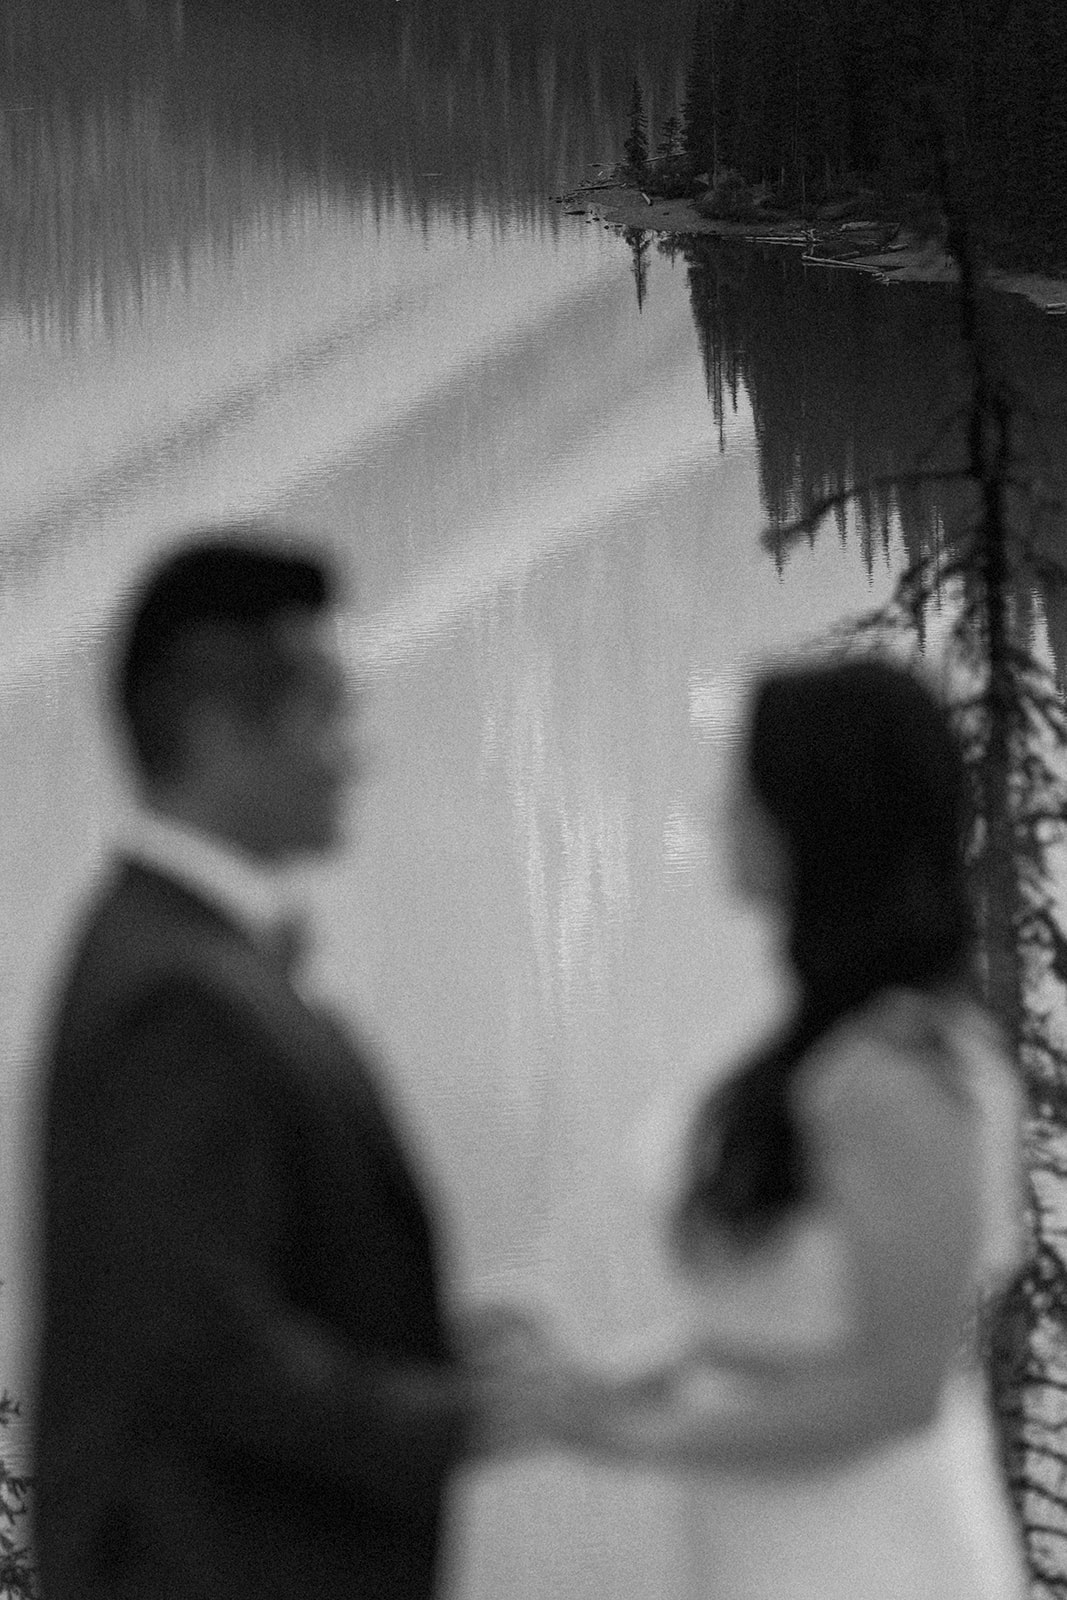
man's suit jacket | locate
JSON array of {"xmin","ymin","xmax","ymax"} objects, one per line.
[{"xmin": 34, "ymin": 859, "xmax": 472, "ymax": 1600}]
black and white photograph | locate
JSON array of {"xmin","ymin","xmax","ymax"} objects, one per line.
[{"xmin": 0, "ymin": 1, "xmax": 1064, "ymax": 1596}]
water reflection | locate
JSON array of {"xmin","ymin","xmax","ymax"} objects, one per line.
[
  {"xmin": 666, "ymin": 233, "xmax": 1067, "ymax": 672},
  {"xmin": 0, "ymin": 93, "xmax": 319, "ymax": 341},
  {"xmin": 0, "ymin": 1, "xmax": 687, "ymax": 345},
  {"xmin": 688, "ymin": 665, "xmax": 749, "ymax": 745}
]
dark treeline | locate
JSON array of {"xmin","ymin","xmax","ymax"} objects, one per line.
[
  {"xmin": 188, "ymin": 0, "xmax": 691, "ymax": 48},
  {"xmin": 674, "ymin": 0, "xmax": 1067, "ymax": 270},
  {"xmin": 671, "ymin": 235, "xmax": 1067, "ymax": 669}
]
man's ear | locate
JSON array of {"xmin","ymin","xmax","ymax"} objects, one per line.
[{"xmin": 181, "ymin": 696, "xmax": 248, "ymax": 773}]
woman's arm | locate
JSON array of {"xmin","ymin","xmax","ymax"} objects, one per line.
[{"xmin": 552, "ymin": 1022, "xmax": 981, "ymax": 1475}]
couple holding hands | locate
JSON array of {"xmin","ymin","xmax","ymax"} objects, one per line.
[{"xmin": 34, "ymin": 530, "xmax": 1028, "ymax": 1600}]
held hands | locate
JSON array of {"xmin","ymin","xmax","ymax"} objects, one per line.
[{"xmin": 456, "ymin": 1301, "xmax": 614, "ymax": 1461}]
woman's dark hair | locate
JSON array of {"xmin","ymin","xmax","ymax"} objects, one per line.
[
  {"xmin": 115, "ymin": 529, "xmax": 335, "ymax": 783},
  {"xmin": 677, "ymin": 654, "xmax": 974, "ymax": 1252}
]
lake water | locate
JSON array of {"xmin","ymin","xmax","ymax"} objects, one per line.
[{"xmin": 1, "ymin": 3, "xmax": 1065, "ymax": 1595}]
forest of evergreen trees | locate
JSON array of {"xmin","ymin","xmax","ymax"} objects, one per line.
[{"xmin": 644, "ymin": 0, "xmax": 1067, "ymax": 271}]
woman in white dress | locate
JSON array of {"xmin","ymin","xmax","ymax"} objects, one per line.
[{"xmin": 543, "ymin": 656, "xmax": 1030, "ymax": 1599}]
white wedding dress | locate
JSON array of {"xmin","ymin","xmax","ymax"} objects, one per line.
[{"xmin": 622, "ymin": 996, "xmax": 1030, "ymax": 1600}]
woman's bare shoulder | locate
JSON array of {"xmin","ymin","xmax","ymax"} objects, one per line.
[
  {"xmin": 786, "ymin": 995, "xmax": 990, "ymax": 1234},
  {"xmin": 791, "ymin": 988, "xmax": 985, "ymax": 1130}
]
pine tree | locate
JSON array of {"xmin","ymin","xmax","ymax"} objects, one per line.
[
  {"xmin": 682, "ymin": 5, "xmax": 716, "ymax": 176},
  {"xmin": 972, "ymin": 0, "xmax": 1067, "ymax": 272},
  {"xmin": 623, "ymin": 225, "xmax": 651, "ymax": 310},
  {"xmin": 623, "ymin": 78, "xmax": 649, "ymax": 177},
  {"xmin": 657, "ymin": 112, "xmax": 683, "ymax": 160},
  {"xmin": 0, "ymin": 1391, "xmax": 35, "ymax": 1599}
]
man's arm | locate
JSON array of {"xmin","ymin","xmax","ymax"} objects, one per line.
[{"xmin": 100, "ymin": 978, "xmax": 517, "ymax": 1504}]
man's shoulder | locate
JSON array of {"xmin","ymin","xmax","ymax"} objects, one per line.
[
  {"xmin": 53, "ymin": 857, "xmax": 361, "ymax": 1075},
  {"xmin": 52, "ymin": 858, "xmax": 260, "ymax": 1044}
]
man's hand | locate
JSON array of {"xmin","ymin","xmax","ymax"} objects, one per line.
[
  {"xmin": 455, "ymin": 1300, "xmax": 554, "ymax": 1370},
  {"xmin": 457, "ymin": 1300, "xmax": 574, "ymax": 1461}
]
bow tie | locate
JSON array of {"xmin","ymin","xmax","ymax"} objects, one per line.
[{"xmin": 258, "ymin": 913, "xmax": 311, "ymax": 978}]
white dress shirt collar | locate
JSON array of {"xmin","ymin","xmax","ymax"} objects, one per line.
[{"xmin": 121, "ymin": 807, "xmax": 294, "ymax": 945}]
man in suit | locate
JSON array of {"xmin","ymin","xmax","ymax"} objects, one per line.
[{"xmin": 33, "ymin": 531, "xmax": 546, "ymax": 1600}]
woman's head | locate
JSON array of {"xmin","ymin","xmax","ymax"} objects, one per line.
[
  {"xmin": 678, "ymin": 656, "xmax": 975, "ymax": 1252},
  {"xmin": 733, "ymin": 654, "xmax": 973, "ymax": 1008}
]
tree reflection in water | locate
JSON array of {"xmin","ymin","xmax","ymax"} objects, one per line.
[
  {"xmin": 0, "ymin": 0, "xmax": 684, "ymax": 341},
  {"xmin": 668, "ymin": 232, "xmax": 1067, "ymax": 680}
]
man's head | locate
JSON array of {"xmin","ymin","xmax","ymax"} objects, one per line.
[{"xmin": 115, "ymin": 532, "xmax": 356, "ymax": 862}]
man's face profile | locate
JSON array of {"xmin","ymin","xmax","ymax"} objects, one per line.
[
  {"xmin": 254, "ymin": 612, "xmax": 357, "ymax": 859},
  {"xmin": 189, "ymin": 609, "xmax": 357, "ymax": 862}
]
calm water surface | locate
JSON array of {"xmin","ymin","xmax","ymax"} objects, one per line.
[{"xmin": 1, "ymin": 5, "xmax": 1063, "ymax": 1595}]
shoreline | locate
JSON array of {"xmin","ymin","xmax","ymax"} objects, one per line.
[{"xmin": 559, "ymin": 183, "xmax": 1067, "ymax": 317}]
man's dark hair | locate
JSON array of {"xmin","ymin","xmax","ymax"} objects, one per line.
[{"xmin": 115, "ymin": 531, "xmax": 336, "ymax": 783}]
